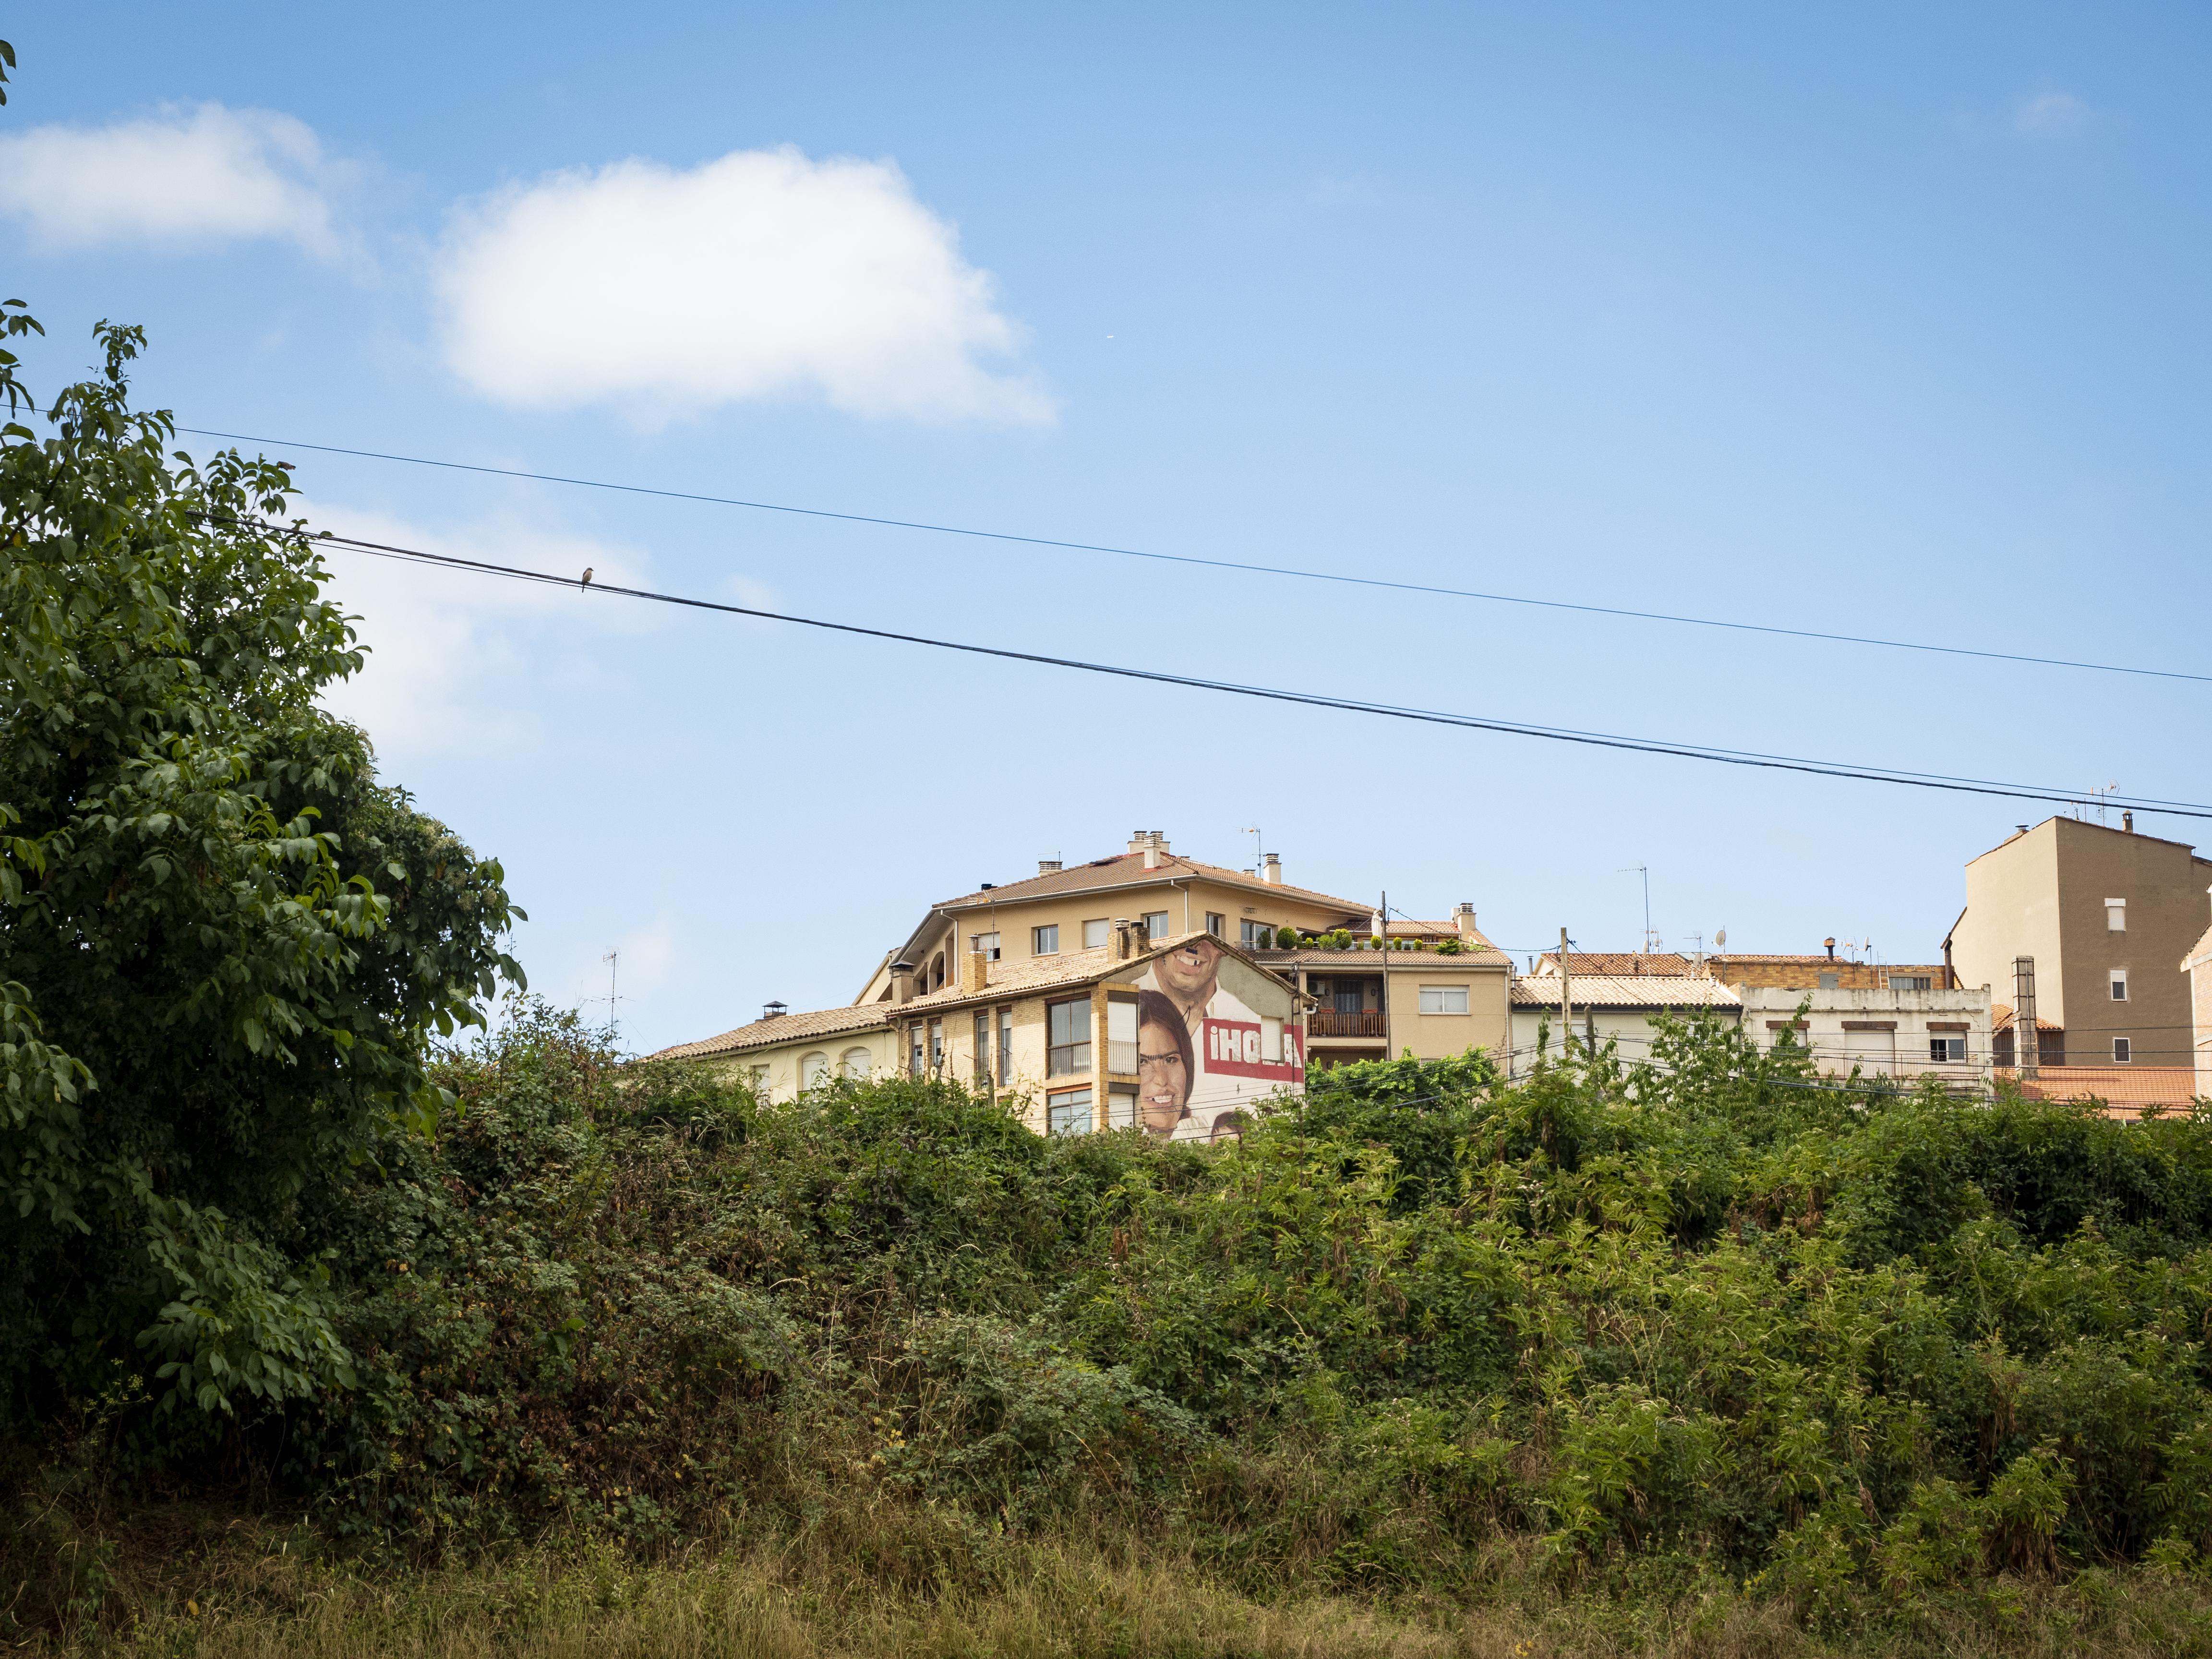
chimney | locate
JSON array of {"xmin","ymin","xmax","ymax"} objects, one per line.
[
  {"xmin": 763, "ymin": 1000, "xmax": 789, "ymax": 1021},
  {"xmin": 1114, "ymin": 918, "xmax": 1137, "ymax": 959},
  {"xmin": 961, "ymin": 948, "xmax": 989, "ymax": 994},
  {"xmin": 1038, "ymin": 859, "xmax": 1062, "ymax": 876},
  {"xmin": 1143, "ymin": 842, "xmax": 1163, "ymax": 871},
  {"xmin": 890, "ymin": 960, "xmax": 916, "ymax": 1005},
  {"xmin": 1454, "ymin": 902, "xmax": 1479, "ymax": 943},
  {"xmin": 1824, "ymin": 937, "xmax": 1836, "ymax": 960},
  {"xmin": 2124, "ymin": 810, "xmax": 2134, "ymax": 833},
  {"xmin": 2013, "ymin": 955, "xmax": 2039, "ymax": 1080},
  {"xmin": 1262, "ymin": 852, "xmax": 1283, "ymax": 885}
]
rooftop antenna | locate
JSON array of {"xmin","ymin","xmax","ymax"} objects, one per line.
[
  {"xmin": 599, "ymin": 948, "xmax": 621, "ymax": 1034},
  {"xmin": 1619, "ymin": 866, "xmax": 1659, "ymax": 954},
  {"xmin": 1241, "ymin": 825, "xmax": 1263, "ymax": 869}
]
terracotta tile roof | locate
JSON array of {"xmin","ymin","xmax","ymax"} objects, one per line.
[
  {"xmin": 1253, "ymin": 947, "xmax": 1508, "ymax": 967},
  {"xmin": 650, "ymin": 931, "xmax": 1305, "ymax": 1062},
  {"xmin": 1991, "ymin": 1004, "xmax": 2063, "ymax": 1034},
  {"xmin": 935, "ymin": 850, "xmax": 1367, "ymax": 916},
  {"xmin": 2005, "ymin": 1066, "xmax": 2200, "ymax": 1116},
  {"xmin": 1512, "ymin": 975, "xmax": 1743, "ymax": 1010},
  {"xmin": 1711, "ymin": 955, "xmax": 1945, "ymax": 970},
  {"xmin": 1534, "ymin": 951, "xmax": 1696, "ymax": 977}
]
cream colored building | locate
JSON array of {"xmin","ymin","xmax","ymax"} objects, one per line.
[
  {"xmin": 1947, "ymin": 817, "xmax": 2212, "ymax": 1069},
  {"xmin": 855, "ymin": 832, "xmax": 1373, "ymax": 1003},
  {"xmin": 1255, "ymin": 914, "xmax": 1511, "ymax": 1070},
  {"xmin": 651, "ymin": 928, "xmax": 1312, "ymax": 1141},
  {"xmin": 1507, "ymin": 974, "xmax": 1742, "ymax": 1078},
  {"xmin": 2185, "ymin": 918, "xmax": 2212, "ymax": 1103},
  {"xmin": 1737, "ymin": 986, "xmax": 1992, "ymax": 1090}
]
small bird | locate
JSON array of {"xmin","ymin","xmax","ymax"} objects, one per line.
[{"xmin": 580, "ymin": 567, "xmax": 594, "ymax": 589}]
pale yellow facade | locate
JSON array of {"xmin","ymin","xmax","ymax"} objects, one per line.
[{"xmin": 1948, "ymin": 817, "xmax": 2212, "ymax": 1068}]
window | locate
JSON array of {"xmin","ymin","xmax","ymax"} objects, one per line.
[
  {"xmin": 1083, "ymin": 918, "xmax": 1110, "ymax": 949},
  {"xmin": 2107, "ymin": 898, "xmax": 2127, "ymax": 932},
  {"xmin": 909, "ymin": 1026, "xmax": 925, "ymax": 1078},
  {"xmin": 1142, "ymin": 911, "xmax": 1169, "ymax": 940},
  {"xmin": 1032, "ymin": 924, "xmax": 1059, "ymax": 955},
  {"xmin": 1047, "ymin": 1087, "xmax": 1093, "ymax": 1135},
  {"xmin": 974, "ymin": 1012, "xmax": 990, "ymax": 1082},
  {"xmin": 1047, "ymin": 997, "xmax": 1092, "ymax": 1077},
  {"xmin": 802, "ymin": 1051, "xmax": 830, "ymax": 1089},
  {"xmin": 2111, "ymin": 970, "xmax": 2128, "ymax": 1002},
  {"xmin": 1818, "ymin": 972, "xmax": 1840, "ymax": 990},
  {"xmin": 997, "ymin": 1007, "xmax": 1014, "ymax": 1085},
  {"xmin": 1106, "ymin": 995, "xmax": 1138, "ymax": 1074},
  {"xmin": 971, "ymin": 931, "xmax": 1000, "ymax": 961},
  {"xmin": 1887, "ymin": 974, "xmax": 1932, "ymax": 992},
  {"xmin": 747, "ymin": 1063, "xmax": 769, "ymax": 1091},
  {"xmin": 2115, "ymin": 1036, "xmax": 2133, "ymax": 1063},
  {"xmin": 928, "ymin": 1018, "xmax": 944, "ymax": 1075},
  {"xmin": 1419, "ymin": 984, "xmax": 1469, "ymax": 1014},
  {"xmin": 1929, "ymin": 1035, "xmax": 1966, "ymax": 1063},
  {"xmin": 1241, "ymin": 919, "xmax": 1273, "ymax": 949},
  {"xmin": 840, "ymin": 1046, "xmax": 872, "ymax": 1080},
  {"xmin": 1107, "ymin": 1086, "xmax": 1138, "ymax": 1130},
  {"xmin": 1335, "ymin": 983, "xmax": 1365, "ymax": 1014},
  {"xmin": 1205, "ymin": 912, "xmax": 1225, "ymax": 938}
]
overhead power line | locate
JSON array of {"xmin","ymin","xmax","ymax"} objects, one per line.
[
  {"xmin": 248, "ymin": 515, "xmax": 2212, "ymax": 821},
  {"xmin": 176, "ymin": 424, "xmax": 2211, "ymax": 688}
]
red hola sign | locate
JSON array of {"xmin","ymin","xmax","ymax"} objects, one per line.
[{"xmin": 1203, "ymin": 1018, "xmax": 1304, "ymax": 1081}]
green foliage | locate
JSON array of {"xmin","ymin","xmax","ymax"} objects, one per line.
[
  {"xmin": 0, "ymin": 313, "xmax": 523, "ymax": 1427},
  {"xmin": 1274, "ymin": 925, "xmax": 1297, "ymax": 949}
]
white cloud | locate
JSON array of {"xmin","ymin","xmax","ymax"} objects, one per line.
[
  {"xmin": 0, "ymin": 103, "xmax": 345, "ymax": 257},
  {"xmin": 301, "ymin": 501, "xmax": 652, "ymax": 764},
  {"xmin": 2015, "ymin": 92, "xmax": 2090, "ymax": 138},
  {"xmin": 435, "ymin": 146, "xmax": 1052, "ymax": 424}
]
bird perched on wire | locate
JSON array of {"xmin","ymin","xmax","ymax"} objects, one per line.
[{"xmin": 580, "ymin": 566, "xmax": 594, "ymax": 589}]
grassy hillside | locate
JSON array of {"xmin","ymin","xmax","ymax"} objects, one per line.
[{"xmin": 11, "ymin": 1003, "xmax": 2212, "ymax": 1655}]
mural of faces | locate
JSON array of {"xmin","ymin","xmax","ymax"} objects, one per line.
[
  {"xmin": 1151, "ymin": 936, "xmax": 1225, "ymax": 1025},
  {"xmin": 1135, "ymin": 989, "xmax": 1193, "ymax": 1137}
]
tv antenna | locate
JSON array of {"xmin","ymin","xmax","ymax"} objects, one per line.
[
  {"xmin": 1619, "ymin": 866, "xmax": 1661, "ymax": 954},
  {"xmin": 1241, "ymin": 825, "xmax": 1263, "ymax": 870},
  {"xmin": 598, "ymin": 948, "xmax": 621, "ymax": 1032}
]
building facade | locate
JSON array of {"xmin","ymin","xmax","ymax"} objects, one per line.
[
  {"xmin": 1737, "ymin": 985, "xmax": 1993, "ymax": 1089},
  {"xmin": 1507, "ymin": 974, "xmax": 1743, "ymax": 1078},
  {"xmin": 652, "ymin": 928, "xmax": 1311, "ymax": 1142},
  {"xmin": 1947, "ymin": 817, "xmax": 2212, "ymax": 1070}
]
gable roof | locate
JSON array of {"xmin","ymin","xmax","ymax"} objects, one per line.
[
  {"xmin": 934, "ymin": 849, "xmax": 1368, "ymax": 917},
  {"xmin": 1532, "ymin": 951, "xmax": 1696, "ymax": 977},
  {"xmin": 650, "ymin": 929, "xmax": 1305, "ymax": 1063},
  {"xmin": 1512, "ymin": 974, "xmax": 1742, "ymax": 1010}
]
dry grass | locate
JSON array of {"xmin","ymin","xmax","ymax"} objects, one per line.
[{"xmin": 13, "ymin": 1508, "xmax": 2212, "ymax": 1659}]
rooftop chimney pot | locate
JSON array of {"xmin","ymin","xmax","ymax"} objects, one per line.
[
  {"xmin": 764, "ymin": 1000, "xmax": 788, "ymax": 1021},
  {"xmin": 890, "ymin": 961, "xmax": 916, "ymax": 1005},
  {"xmin": 1038, "ymin": 859, "xmax": 1062, "ymax": 876},
  {"xmin": 1824, "ymin": 938, "xmax": 1836, "ymax": 959},
  {"xmin": 1262, "ymin": 852, "xmax": 1283, "ymax": 885}
]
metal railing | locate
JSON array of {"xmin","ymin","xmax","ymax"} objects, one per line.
[{"xmin": 1309, "ymin": 1010, "xmax": 1387, "ymax": 1038}]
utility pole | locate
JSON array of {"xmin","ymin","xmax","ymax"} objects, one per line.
[
  {"xmin": 1560, "ymin": 926, "xmax": 1572, "ymax": 1061},
  {"xmin": 1379, "ymin": 890, "xmax": 1390, "ymax": 1057}
]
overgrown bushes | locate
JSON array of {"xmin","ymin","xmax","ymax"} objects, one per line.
[{"xmin": 15, "ymin": 1002, "xmax": 2212, "ymax": 1649}]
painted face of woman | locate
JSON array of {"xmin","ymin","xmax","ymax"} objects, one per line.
[{"xmin": 1137, "ymin": 1019, "xmax": 1190, "ymax": 1135}]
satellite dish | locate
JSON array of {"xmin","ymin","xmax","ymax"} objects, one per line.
[{"xmin": 1715, "ymin": 927, "xmax": 1727, "ymax": 950}]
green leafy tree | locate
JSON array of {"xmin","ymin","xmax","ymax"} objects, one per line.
[{"xmin": 0, "ymin": 311, "xmax": 523, "ymax": 1426}]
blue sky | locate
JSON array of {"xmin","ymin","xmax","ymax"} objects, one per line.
[{"xmin": 6, "ymin": 3, "xmax": 2208, "ymax": 1050}]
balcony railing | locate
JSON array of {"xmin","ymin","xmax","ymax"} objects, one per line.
[{"xmin": 1309, "ymin": 1010, "xmax": 1387, "ymax": 1038}]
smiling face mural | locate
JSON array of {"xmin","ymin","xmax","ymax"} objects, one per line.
[{"xmin": 1133, "ymin": 936, "xmax": 1303, "ymax": 1140}]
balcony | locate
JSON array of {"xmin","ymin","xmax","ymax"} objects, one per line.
[{"xmin": 1309, "ymin": 1009, "xmax": 1387, "ymax": 1039}]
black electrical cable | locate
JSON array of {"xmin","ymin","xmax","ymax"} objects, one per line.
[
  {"xmin": 174, "ymin": 424, "xmax": 2212, "ymax": 688},
  {"xmin": 235, "ymin": 513, "xmax": 2212, "ymax": 822}
]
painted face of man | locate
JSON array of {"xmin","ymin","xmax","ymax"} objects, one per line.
[{"xmin": 1154, "ymin": 937, "xmax": 1224, "ymax": 1003}]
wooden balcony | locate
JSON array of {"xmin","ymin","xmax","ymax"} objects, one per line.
[{"xmin": 1309, "ymin": 1009, "xmax": 1387, "ymax": 1039}]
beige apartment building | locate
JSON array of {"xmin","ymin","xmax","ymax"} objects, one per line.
[
  {"xmin": 1947, "ymin": 816, "xmax": 2212, "ymax": 1069},
  {"xmin": 1254, "ymin": 914, "xmax": 1511, "ymax": 1069},
  {"xmin": 653, "ymin": 926, "xmax": 1310, "ymax": 1142},
  {"xmin": 854, "ymin": 831, "xmax": 1376, "ymax": 1004}
]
